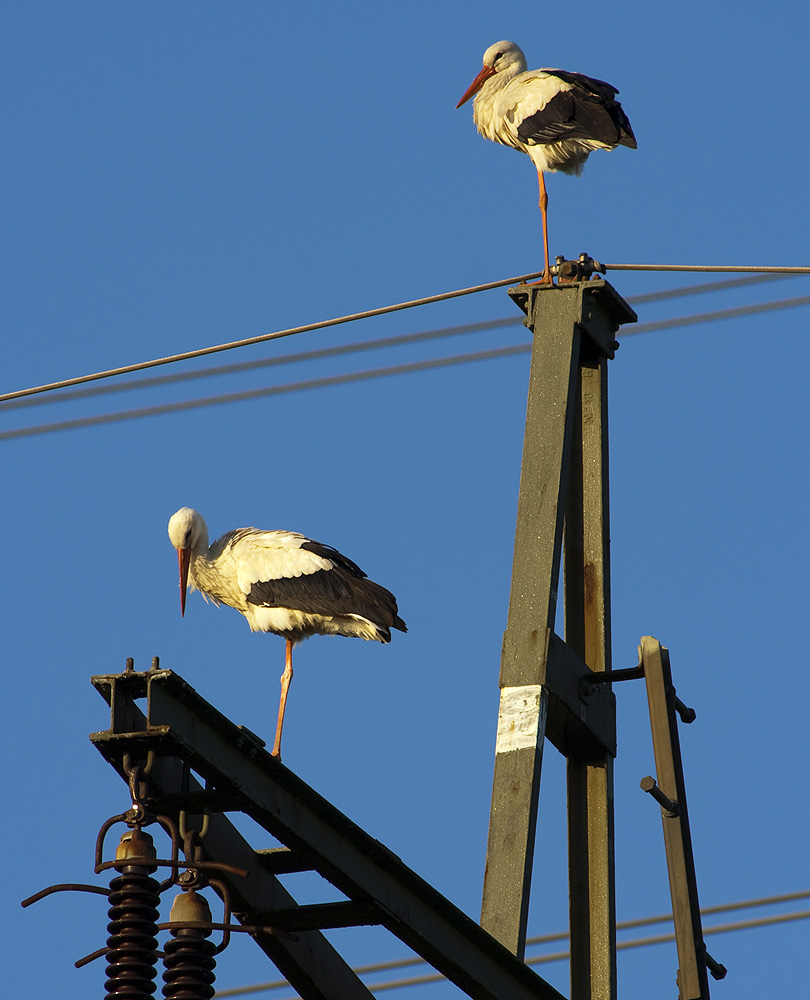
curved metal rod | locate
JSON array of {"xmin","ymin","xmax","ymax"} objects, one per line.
[
  {"xmin": 157, "ymin": 920, "xmax": 279, "ymax": 937},
  {"xmin": 74, "ymin": 946, "xmax": 108, "ymax": 969},
  {"xmin": 95, "ymin": 858, "xmax": 248, "ymax": 879},
  {"xmin": 94, "ymin": 812, "xmax": 138, "ymax": 873},
  {"xmin": 94, "ymin": 810, "xmax": 182, "ymax": 888},
  {"xmin": 21, "ymin": 883, "xmax": 110, "ymax": 908},
  {"xmin": 206, "ymin": 877, "xmax": 232, "ymax": 954}
]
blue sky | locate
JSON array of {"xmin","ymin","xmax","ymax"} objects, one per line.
[{"xmin": 4, "ymin": 3, "xmax": 809, "ymax": 998}]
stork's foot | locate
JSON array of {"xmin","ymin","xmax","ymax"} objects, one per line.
[{"xmin": 527, "ymin": 268, "xmax": 554, "ymax": 286}]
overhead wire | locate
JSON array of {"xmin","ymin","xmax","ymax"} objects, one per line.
[
  {"xmin": 2, "ymin": 288, "xmax": 809, "ymax": 442},
  {"xmin": 0, "ymin": 272, "xmax": 798, "ymax": 413},
  {"xmin": 352, "ymin": 910, "xmax": 810, "ymax": 997},
  {"xmin": 607, "ymin": 264, "xmax": 810, "ymax": 273},
  {"xmin": 0, "ymin": 345, "xmax": 531, "ymax": 441},
  {"xmin": 0, "ymin": 318, "xmax": 523, "ymax": 412},
  {"xmin": 2, "ymin": 265, "xmax": 809, "ymax": 406},
  {"xmin": 621, "ymin": 270, "xmax": 800, "ymax": 304},
  {"xmin": 211, "ymin": 889, "xmax": 810, "ymax": 997},
  {"xmin": 0, "ymin": 269, "xmax": 548, "ymax": 405}
]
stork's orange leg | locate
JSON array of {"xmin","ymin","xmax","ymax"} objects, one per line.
[
  {"xmin": 537, "ymin": 169, "xmax": 553, "ymax": 284},
  {"xmin": 271, "ymin": 639, "xmax": 294, "ymax": 759}
]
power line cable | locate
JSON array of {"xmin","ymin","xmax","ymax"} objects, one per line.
[
  {"xmin": 2, "ymin": 266, "xmax": 809, "ymax": 406},
  {"xmin": 354, "ymin": 910, "xmax": 810, "ymax": 996},
  {"xmin": 0, "ymin": 270, "xmax": 548, "ymax": 405},
  {"xmin": 3, "ymin": 291, "xmax": 809, "ymax": 443},
  {"xmin": 0, "ymin": 318, "xmax": 524, "ymax": 412},
  {"xmin": 607, "ymin": 264, "xmax": 810, "ymax": 274},
  {"xmin": 212, "ymin": 890, "xmax": 810, "ymax": 997},
  {"xmin": 2, "ymin": 273, "xmax": 798, "ymax": 413},
  {"xmin": 624, "ymin": 270, "xmax": 800, "ymax": 305},
  {"xmin": 0, "ymin": 345, "xmax": 531, "ymax": 442},
  {"xmin": 620, "ymin": 291, "xmax": 810, "ymax": 337}
]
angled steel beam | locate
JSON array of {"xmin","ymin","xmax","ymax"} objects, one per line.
[
  {"xmin": 91, "ymin": 670, "xmax": 376, "ymax": 1000},
  {"xmin": 481, "ymin": 283, "xmax": 586, "ymax": 960},
  {"xmin": 481, "ymin": 279, "xmax": 636, "ymax": 1000},
  {"xmin": 90, "ymin": 666, "xmax": 565, "ymax": 1000}
]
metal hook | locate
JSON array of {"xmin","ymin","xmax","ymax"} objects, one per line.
[{"xmin": 179, "ymin": 808, "xmax": 210, "ymax": 842}]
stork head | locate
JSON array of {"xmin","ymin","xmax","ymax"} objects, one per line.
[
  {"xmin": 456, "ymin": 40, "xmax": 527, "ymax": 108},
  {"xmin": 167, "ymin": 507, "xmax": 209, "ymax": 616}
]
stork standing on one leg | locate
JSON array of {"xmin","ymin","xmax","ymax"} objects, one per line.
[
  {"xmin": 456, "ymin": 40, "xmax": 636, "ymax": 282},
  {"xmin": 168, "ymin": 507, "xmax": 407, "ymax": 760}
]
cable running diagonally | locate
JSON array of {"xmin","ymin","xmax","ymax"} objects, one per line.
[
  {"xmin": 1, "ymin": 273, "xmax": 798, "ymax": 413},
  {"xmin": 212, "ymin": 890, "xmax": 810, "ymax": 997},
  {"xmin": 2, "ymin": 291, "xmax": 810, "ymax": 442},
  {"xmin": 2, "ymin": 266, "xmax": 809, "ymax": 405}
]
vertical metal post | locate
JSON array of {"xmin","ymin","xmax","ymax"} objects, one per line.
[
  {"xmin": 481, "ymin": 279, "xmax": 635, "ymax": 997},
  {"xmin": 564, "ymin": 343, "xmax": 616, "ymax": 1000},
  {"xmin": 639, "ymin": 637, "xmax": 718, "ymax": 1000},
  {"xmin": 481, "ymin": 280, "xmax": 634, "ymax": 979}
]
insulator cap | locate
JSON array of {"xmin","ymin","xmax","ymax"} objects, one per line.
[
  {"xmin": 116, "ymin": 828, "xmax": 157, "ymax": 861},
  {"xmin": 169, "ymin": 889, "xmax": 213, "ymax": 927}
]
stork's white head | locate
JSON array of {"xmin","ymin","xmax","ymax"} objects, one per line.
[
  {"xmin": 456, "ymin": 40, "xmax": 527, "ymax": 108},
  {"xmin": 168, "ymin": 507, "xmax": 209, "ymax": 616},
  {"xmin": 483, "ymin": 40, "xmax": 526, "ymax": 73},
  {"xmin": 168, "ymin": 507, "xmax": 209, "ymax": 551}
]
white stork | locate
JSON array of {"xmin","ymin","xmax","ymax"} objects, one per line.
[
  {"xmin": 167, "ymin": 507, "xmax": 407, "ymax": 759},
  {"xmin": 456, "ymin": 40, "xmax": 636, "ymax": 282}
]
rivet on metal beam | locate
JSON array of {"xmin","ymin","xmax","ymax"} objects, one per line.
[{"xmin": 640, "ymin": 776, "xmax": 680, "ymax": 817}]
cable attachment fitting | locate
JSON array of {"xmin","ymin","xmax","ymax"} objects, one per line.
[
  {"xmin": 121, "ymin": 751, "xmax": 156, "ymax": 828},
  {"xmin": 552, "ymin": 252, "xmax": 607, "ymax": 284}
]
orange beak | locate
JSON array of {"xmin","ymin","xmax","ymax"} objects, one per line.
[
  {"xmin": 177, "ymin": 547, "xmax": 190, "ymax": 617},
  {"xmin": 456, "ymin": 64, "xmax": 496, "ymax": 108}
]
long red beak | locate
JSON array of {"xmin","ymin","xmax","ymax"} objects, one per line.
[
  {"xmin": 178, "ymin": 547, "xmax": 190, "ymax": 617},
  {"xmin": 456, "ymin": 65, "xmax": 496, "ymax": 109}
]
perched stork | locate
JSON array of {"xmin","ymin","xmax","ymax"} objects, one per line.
[
  {"xmin": 167, "ymin": 507, "xmax": 407, "ymax": 759},
  {"xmin": 456, "ymin": 40, "xmax": 636, "ymax": 282}
]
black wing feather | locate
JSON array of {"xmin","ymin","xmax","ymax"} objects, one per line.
[
  {"xmin": 246, "ymin": 540, "xmax": 407, "ymax": 636},
  {"xmin": 518, "ymin": 71, "xmax": 636, "ymax": 150}
]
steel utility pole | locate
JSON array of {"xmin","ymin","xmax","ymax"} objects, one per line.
[{"xmin": 480, "ymin": 269, "xmax": 636, "ymax": 1000}]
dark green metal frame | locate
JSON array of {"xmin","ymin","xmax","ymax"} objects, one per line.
[{"xmin": 480, "ymin": 280, "xmax": 636, "ymax": 1000}]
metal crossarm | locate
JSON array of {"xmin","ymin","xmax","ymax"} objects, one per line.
[{"xmin": 90, "ymin": 665, "xmax": 565, "ymax": 1000}]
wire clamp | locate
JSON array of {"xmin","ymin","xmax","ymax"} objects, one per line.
[{"xmin": 553, "ymin": 252, "xmax": 607, "ymax": 283}]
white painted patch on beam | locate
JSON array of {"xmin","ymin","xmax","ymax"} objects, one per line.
[{"xmin": 495, "ymin": 684, "xmax": 546, "ymax": 754}]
